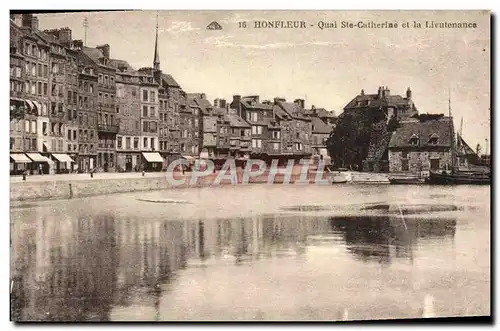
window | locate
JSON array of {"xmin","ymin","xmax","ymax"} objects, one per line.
[
  {"xmin": 257, "ymin": 126, "xmax": 263, "ymax": 135},
  {"xmin": 110, "ymin": 77, "xmax": 114, "ymax": 86},
  {"xmin": 31, "ymin": 82, "xmax": 36, "ymax": 95},
  {"xmin": 42, "ymin": 122, "xmax": 47, "ymax": 136},
  {"xmin": 104, "ymin": 76, "xmax": 108, "ymax": 86},
  {"xmin": 252, "ymin": 112, "xmax": 258, "ymax": 122},
  {"xmin": 143, "ymin": 106, "xmax": 148, "ymax": 117},
  {"xmin": 98, "ymin": 74, "xmax": 103, "ymax": 83},
  {"xmin": 73, "ymin": 130, "xmax": 77, "ymax": 140},
  {"xmin": 150, "ymin": 138, "xmax": 155, "ymax": 150},
  {"xmin": 98, "ymin": 92, "xmax": 103, "ymax": 103},
  {"xmin": 296, "ymin": 132, "xmax": 300, "ymax": 139},
  {"xmin": 252, "ymin": 126, "xmax": 257, "ymax": 135},
  {"xmin": 143, "ymin": 137, "xmax": 148, "ymax": 149},
  {"xmin": 25, "ymin": 120, "xmax": 29, "ymax": 133},
  {"xmin": 133, "ymin": 137, "xmax": 138, "ymax": 149},
  {"xmin": 273, "ymin": 142, "xmax": 280, "ymax": 150},
  {"xmin": 117, "ymin": 137, "xmax": 122, "ymax": 148},
  {"xmin": 273, "ymin": 131, "xmax": 280, "ymax": 139},
  {"xmin": 31, "ymin": 121, "xmax": 36, "ymax": 134},
  {"xmin": 429, "ymin": 134, "xmax": 439, "ymax": 145},
  {"xmin": 43, "ymin": 83, "xmax": 48, "ymax": 96},
  {"xmin": 150, "ymin": 91, "xmax": 156, "ymax": 102},
  {"xmin": 402, "ymin": 159, "xmax": 409, "ymax": 171},
  {"xmin": 31, "ymin": 63, "xmax": 36, "ymax": 76},
  {"xmin": 150, "ymin": 106, "xmax": 155, "ymax": 117},
  {"xmin": 409, "ymin": 134, "xmax": 419, "ymax": 145},
  {"xmin": 143, "ymin": 89, "xmax": 148, "ymax": 102}
]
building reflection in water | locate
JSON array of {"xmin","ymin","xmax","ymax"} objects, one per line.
[
  {"xmin": 329, "ymin": 215, "xmax": 457, "ymax": 265},
  {"xmin": 11, "ymin": 206, "xmax": 457, "ymax": 321}
]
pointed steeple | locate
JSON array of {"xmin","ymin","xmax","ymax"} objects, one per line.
[{"xmin": 153, "ymin": 11, "xmax": 160, "ymax": 70}]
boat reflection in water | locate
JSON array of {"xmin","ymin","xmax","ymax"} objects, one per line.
[{"xmin": 10, "ymin": 200, "xmax": 468, "ymax": 321}]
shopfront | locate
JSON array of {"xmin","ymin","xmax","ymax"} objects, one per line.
[
  {"xmin": 142, "ymin": 152, "xmax": 164, "ymax": 172},
  {"xmin": 10, "ymin": 153, "xmax": 32, "ymax": 175}
]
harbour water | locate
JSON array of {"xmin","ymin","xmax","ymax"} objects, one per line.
[{"xmin": 10, "ymin": 184, "xmax": 490, "ymax": 321}]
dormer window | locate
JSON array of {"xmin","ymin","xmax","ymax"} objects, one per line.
[
  {"xmin": 409, "ymin": 134, "xmax": 419, "ymax": 145},
  {"xmin": 428, "ymin": 133, "xmax": 439, "ymax": 145}
]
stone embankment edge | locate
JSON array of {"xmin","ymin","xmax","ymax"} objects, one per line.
[{"xmin": 10, "ymin": 173, "xmax": 330, "ymax": 202}]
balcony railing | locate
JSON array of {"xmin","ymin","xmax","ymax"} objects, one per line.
[{"xmin": 97, "ymin": 123, "xmax": 119, "ymax": 134}]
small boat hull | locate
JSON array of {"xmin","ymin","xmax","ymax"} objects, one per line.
[
  {"xmin": 389, "ymin": 177, "xmax": 426, "ymax": 185},
  {"xmin": 426, "ymin": 171, "xmax": 491, "ymax": 185}
]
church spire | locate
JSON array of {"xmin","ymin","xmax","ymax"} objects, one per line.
[{"xmin": 153, "ymin": 11, "xmax": 160, "ymax": 70}]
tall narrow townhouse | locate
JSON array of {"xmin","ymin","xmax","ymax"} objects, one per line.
[
  {"xmin": 111, "ymin": 60, "xmax": 142, "ymax": 172},
  {"xmin": 82, "ymin": 44, "xmax": 119, "ymax": 172}
]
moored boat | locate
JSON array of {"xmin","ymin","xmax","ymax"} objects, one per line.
[
  {"xmin": 389, "ymin": 177, "xmax": 427, "ymax": 185},
  {"xmin": 426, "ymin": 170, "xmax": 490, "ymax": 185}
]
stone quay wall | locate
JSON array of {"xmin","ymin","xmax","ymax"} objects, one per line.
[{"xmin": 10, "ymin": 169, "xmax": 332, "ymax": 202}]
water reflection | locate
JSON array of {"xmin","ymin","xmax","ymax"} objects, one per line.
[
  {"xmin": 11, "ymin": 208, "xmax": 458, "ymax": 321},
  {"xmin": 329, "ymin": 216, "xmax": 457, "ymax": 264}
]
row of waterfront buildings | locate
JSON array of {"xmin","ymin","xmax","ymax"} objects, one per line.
[{"xmin": 9, "ymin": 14, "xmax": 336, "ymax": 175}]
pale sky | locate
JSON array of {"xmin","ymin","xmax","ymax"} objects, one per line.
[{"xmin": 37, "ymin": 10, "xmax": 490, "ymax": 150}]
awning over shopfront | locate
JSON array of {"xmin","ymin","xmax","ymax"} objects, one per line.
[
  {"xmin": 26, "ymin": 153, "xmax": 53, "ymax": 164},
  {"xmin": 10, "ymin": 153, "xmax": 32, "ymax": 163},
  {"xmin": 52, "ymin": 154, "xmax": 75, "ymax": 163},
  {"xmin": 199, "ymin": 151, "xmax": 209, "ymax": 159},
  {"xmin": 142, "ymin": 152, "xmax": 163, "ymax": 163},
  {"xmin": 32, "ymin": 101, "xmax": 41, "ymax": 114},
  {"xmin": 181, "ymin": 155, "xmax": 194, "ymax": 161},
  {"xmin": 25, "ymin": 100, "xmax": 35, "ymax": 111}
]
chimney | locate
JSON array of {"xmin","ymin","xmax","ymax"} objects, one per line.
[
  {"xmin": 200, "ymin": 93, "xmax": 206, "ymax": 100},
  {"xmin": 232, "ymin": 95, "xmax": 241, "ymax": 106},
  {"xmin": 213, "ymin": 98, "xmax": 220, "ymax": 108},
  {"xmin": 378, "ymin": 86, "xmax": 383, "ymax": 99},
  {"xmin": 406, "ymin": 87, "xmax": 412, "ymax": 99},
  {"xmin": 274, "ymin": 97, "xmax": 285, "ymax": 105},
  {"xmin": 96, "ymin": 44, "xmax": 110, "ymax": 59},
  {"xmin": 311, "ymin": 105, "xmax": 316, "ymax": 112},
  {"xmin": 294, "ymin": 99, "xmax": 305, "ymax": 110},
  {"xmin": 22, "ymin": 14, "xmax": 38, "ymax": 30},
  {"xmin": 220, "ymin": 99, "xmax": 226, "ymax": 109},
  {"xmin": 59, "ymin": 27, "xmax": 72, "ymax": 43},
  {"xmin": 360, "ymin": 89, "xmax": 365, "ymax": 96},
  {"xmin": 384, "ymin": 86, "xmax": 390, "ymax": 96}
]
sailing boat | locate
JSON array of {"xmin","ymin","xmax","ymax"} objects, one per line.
[{"xmin": 427, "ymin": 94, "xmax": 490, "ymax": 185}]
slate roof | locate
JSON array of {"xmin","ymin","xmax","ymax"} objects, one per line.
[
  {"xmin": 277, "ymin": 101, "xmax": 310, "ymax": 121},
  {"xmin": 304, "ymin": 108, "xmax": 336, "ymax": 118},
  {"xmin": 311, "ymin": 117, "xmax": 333, "ymax": 134},
  {"xmin": 228, "ymin": 114, "xmax": 250, "ymax": 128},
  {"xmin": 241, "ymin": 100, "xmax": 274, "ymax": 110},
  {"xmin": 213, "ymin": 107, "xmax": 227, "ymax": 116},
  {"xmin": 162, "ymin": 74, "xmax": 180, "ymax": 88},
  {"xmin": 272, "ymin": 105, "xmax": 292, "ymax": 120},
  {"xmin": 82, "ymin": 46, "xmax": 105, "ymax": 62},
  {"xmin": 388, "ymin": 117, "xmax": 454, "ymax": 148},
  {"xmin": 109, "ymin": 59, "xmax": 133, "ymax": 71},
  {"xmin": 344, "ymin": 93, "xmax": 413, "ymax": 110}
]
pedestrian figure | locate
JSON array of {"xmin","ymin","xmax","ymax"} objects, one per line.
[
  {"xmin": 22, "ymin": 169, "xmax": 27, "ymax": 181},
  {"xmin": 90, "ymin": 168, "xmax": 94, "ymax": 178},
  {"xmin": 39, "ymin": 164, "xmax": 43, "ymax": 175}
]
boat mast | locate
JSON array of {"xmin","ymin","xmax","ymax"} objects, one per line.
[{"xmin": 448, "ymin": 88, "xmax": 456, "ymax": 171}]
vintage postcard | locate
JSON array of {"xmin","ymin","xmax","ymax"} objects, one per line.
[{"xmin": 9, "ymin": 10, "xmax": 490, "ymax": 322}]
